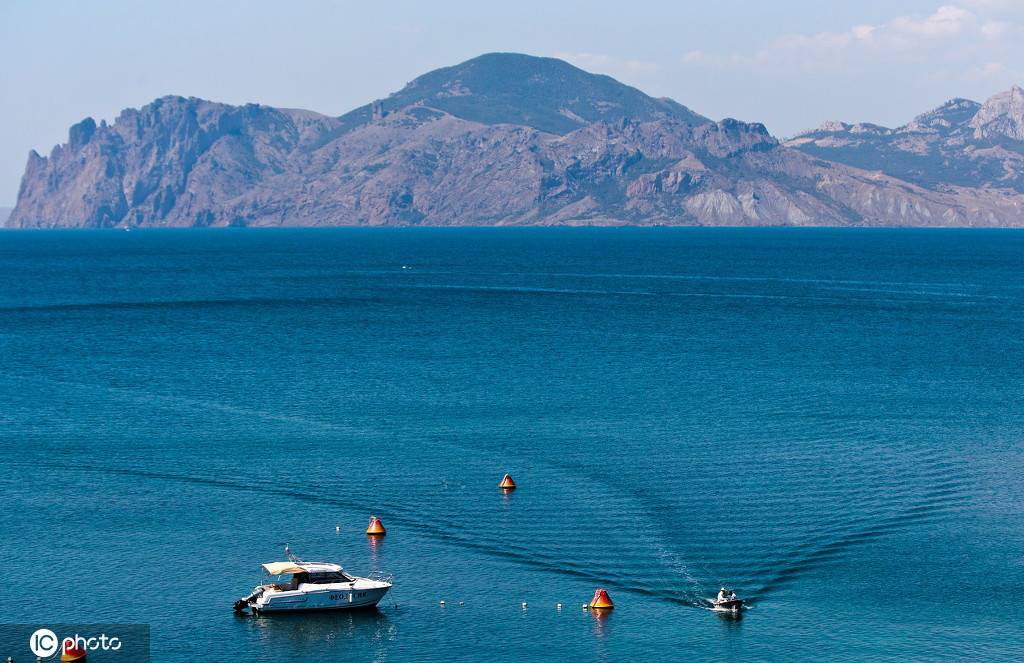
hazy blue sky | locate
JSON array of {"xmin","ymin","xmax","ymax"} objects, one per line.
[{"xmin": 2, "ymin": 0, "xmax": 1023, "ymax": 205}]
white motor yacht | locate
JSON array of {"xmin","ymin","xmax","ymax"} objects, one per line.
[{"xmin": 234, "ymin": 557, "xmax": 392, "ymax": 614}]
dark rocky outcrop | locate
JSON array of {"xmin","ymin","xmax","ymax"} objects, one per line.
[{"xmin": 9, "ymin": 54, "xmax": 1024, "ymax": 228}]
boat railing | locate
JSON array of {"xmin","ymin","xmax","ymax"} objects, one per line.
[{"xmin": 366, "ymin": 570, "xmax": 394, "ymax": 584}]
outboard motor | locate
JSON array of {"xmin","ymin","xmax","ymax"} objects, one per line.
[{"xmin": 233, "ymin": 586, "xmax": 265, "ymax": 612}]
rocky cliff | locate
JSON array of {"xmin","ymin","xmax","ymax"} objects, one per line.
[
  {"xmin": 10, "ymin": 53, "xmax": 1024, "ymax": 228},
  {"xmin": 787, "ymin": 86, "xmax": 1024, "ymax": 196}
]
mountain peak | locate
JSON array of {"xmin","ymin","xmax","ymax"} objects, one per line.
[
  {"xmin": 816, "ymin": 120, "xmax": 852, "ymax": 133},
  {"xmin": 794, "ymin": 120, "xmax": 891, "ymax": 138},
  {"xmin": 902, "ymin": 98, "xmax": 980, "ymax": 133},
  {"xmin": 338, "ymin": 52, "xmax": 709, "ymax": 135},
  {"xmin": 970, "ymin": 85, "xmax": 1024, "ymax": 141}
]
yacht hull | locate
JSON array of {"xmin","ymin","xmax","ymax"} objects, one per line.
[{"xmin": 253, "ymin": 585, "xmax": 391, "ymax": 613}]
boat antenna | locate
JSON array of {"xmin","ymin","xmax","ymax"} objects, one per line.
[{"xmin": 284, "ymin": 544, "xmax": 303, "ymax": 563}]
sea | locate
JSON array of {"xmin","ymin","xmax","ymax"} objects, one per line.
[{"xmin": 0, "ymin": 228, "xmax": 1021, "ymax": 661}]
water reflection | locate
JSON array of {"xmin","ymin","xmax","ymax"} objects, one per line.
[
  {"xmin": 244, "ymin": 608, "xmax": 396, "ymax": 658},
  {"xmin": 367, "ymin": 534, "xmax": 383, "ymax": 567},
  {"xmin": 589, "ymin": 607, "xmax": 612, "ymax": 638},
  {"xmin": 715, "ymin": 609, "xmax": 744, "ymax": 629},
  {"xmin": 589, "ymin": 608, "xmax": 614, "ymax": 663}
]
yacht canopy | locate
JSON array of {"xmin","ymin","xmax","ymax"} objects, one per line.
[
  {"xmin": 262, "ymin": 562, "xmax": 306, "ymax": 575},
  {"xmin": 261, "ymin": 561, "xmax": 344, "ymax": 575}
]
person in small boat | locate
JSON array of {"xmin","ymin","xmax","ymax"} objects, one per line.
[{"xmin": 717, "ymin": 588, "xmax": 728, "ymax": 603}]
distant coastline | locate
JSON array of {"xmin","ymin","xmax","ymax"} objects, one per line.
[
  {"xmin": 8, "ymin": 54, "xmax": 1024, "ymax": 230},
  {"xmin": 4, "ymin": 225, "xmax": 1024, "ymax": 234}
]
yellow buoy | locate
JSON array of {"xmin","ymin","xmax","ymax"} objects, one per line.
[
  {"xmin": 366, "ymin": 515, "xmax": 386, "ymax": 536},
  {"xmin": 588, "ymin": 588, "xmax": 614, "ymax": 610}
]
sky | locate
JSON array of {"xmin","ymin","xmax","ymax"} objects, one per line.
[{"xmin": 2, "ymin": 0, "xmax": 1023, "ymax": 205}]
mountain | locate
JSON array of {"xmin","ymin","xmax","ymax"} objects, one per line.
[
  {"xmin": 786, "ymin": 86, "xmax": 1024, "ymax": 193},
  {"xmin": 9, "ymin": 54, "xmax": 1024, "ymax": 228},
  {"xmin": 336, "ymin": 52, "xmax": 709, "ymax": 135}
]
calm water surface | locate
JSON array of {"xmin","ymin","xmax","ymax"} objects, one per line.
[{"xmin": 0, "ymin": 228, "xmax": 1021, "ymax": 661}]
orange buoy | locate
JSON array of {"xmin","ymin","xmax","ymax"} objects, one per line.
[
  {"xmin": 61, "ymin": 640, "xmax": 87, "ymax": 661},
  {"xmin": 588, "ymin": 588, "xmax": 614, "ymax": 610},
  {"xmin": 366, "ymin": 515, "xmax": 386, "ymax": 536},
  {"xmin": 499, "ymin": 473, "xmax": 517, "ymax": 490}
]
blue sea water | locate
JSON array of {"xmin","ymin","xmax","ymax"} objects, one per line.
[{"xmin": 0, "ymin": 228, "xmax": 1021, "ymax": 661}]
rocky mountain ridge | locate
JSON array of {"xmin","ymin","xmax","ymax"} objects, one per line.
[
  {"xmin": 786, "ymin": 86, "xmax": 1024, "ymax": 193},
  {"xmin": 9, "ymin": 53, "xmax": 1024, "ymax": 228}
]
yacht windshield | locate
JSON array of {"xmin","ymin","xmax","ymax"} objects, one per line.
[{"xmin": 302, "ymin": 571, "xmax": 354, "ymax": 584}]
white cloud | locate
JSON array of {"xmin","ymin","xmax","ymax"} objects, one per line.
[
  {"xmin": 961, "ymin": 0, "xmax": 1022, "ymax": 10},
  {"xmin": 970, "ymin": 60, "xmax": 1024, "ymax": 82},
  {"xmin": 980, "ymin": 62, "xmax": 1006, "ymax": 77},
  {"xmin": 669, "ymin": 1, "xmax": 1024, "ymax": 136},
  {"xmin": 554, "ymin": 51, "xmax": 659, "ymax": 76},
  {"xmin": 889, "ymin": 5, "xmax": 970, "ymax": 37},
  {"xmin": 851, "ymin": 25, "xmax": 877, "ymax": 40},
  {"xmin": 980, "ymin": 20, "xmax": 1010, "ymax": 38},
  {"xmin": 681, "ymin": 50, "xmax": 710, "ymax": 65},
  {"xmin": 681, "ymin": 3, "xmax": 1023, "ymax": 76}
]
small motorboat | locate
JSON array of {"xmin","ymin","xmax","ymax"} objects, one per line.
[
  {"xmin": 234, "ymin": 550, "xmax": 392, "ymax": 614},
  {"xmin": 711, "ymin": 587, "xmax": 744, "ymax": 612}
]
